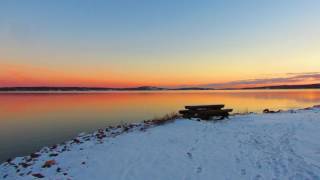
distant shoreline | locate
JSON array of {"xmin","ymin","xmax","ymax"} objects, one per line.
[
  {"xmin": 0, "ymin": 86, "xmax": 213, "ymax": 92},
  {"xmin": 0, "ymin": 83, "xmax": 320, "ymax": 92}
]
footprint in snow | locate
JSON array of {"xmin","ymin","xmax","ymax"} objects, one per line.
[
  {"xmin": 235, "ymin": 157, "xmax": 240, "ymax": 164},
  {"xmin": 241, "ymin": 169, "xmax": 247, "ymax": 176},
  {"xmin": 256, "ymin": 162, "xmax": 262, "ymax": 169},
  {"xmin": 253, "ymin": 174, "xmax": 262, "ymax": 180},
  {"xmin": 186, "ymin": 152, "xmax": 192, "ymax": 159},
  {"xmin": 196, "ymin": 166, "xmax": 202, "ymax": 174}
]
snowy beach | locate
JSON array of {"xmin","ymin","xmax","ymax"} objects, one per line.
[{"xmin": 1, "ymin": 107, "xmax": 320, "ymax": 180}]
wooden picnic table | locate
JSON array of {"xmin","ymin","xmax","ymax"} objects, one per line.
[
  {"xmin": 179, "ymin": 104, "xmax": 232, "ymax": 120},
  {"xmin": 185, "ymin": 104, "xmax": 225, "ymax": 110}
]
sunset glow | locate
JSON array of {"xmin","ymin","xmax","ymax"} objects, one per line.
[{"xmin": 1, "ymin": 0, "xmax": 320, "ymax": 88}]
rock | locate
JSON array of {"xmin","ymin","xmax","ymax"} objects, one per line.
[
  {"xmin": 25, "ymin": 158, "xmax": 32, "ymax": 162},
  {"xmin": 49, "ymin": 153, "xmax": 59, "ymax": 157},
  {"xmin": 30, "ymin": 153, "xmax": 41, "ymax": 159},
  {"xmin": 263, "ymin": 109, "xmax": 269, "ymax": 113},
  {"xmin": 263, "ymin": 109, "xmax": 276, "ymax": 113},
  {"xmin": 96, "ymin": 132, "xmax": 106, "ymax": 139},
  {"xmin": 42, "ymin": 160, "xmax": 56, "ymax": 168},
  {"xmin": 50, "ymin": 145, "xmax": 57, "ymax": 149},
  {"xmin": 6, "ymin": 158, "xmax": 12, "ymax": 163},
  {"xmin": 32, "ymin": 173, "xmax": 45, "ymax": 178},
  {"xmin": 123, "ymin": 126, "xmax": 129, "ymax": 132},
  {"xmin": 128, "ymin": 124, "xmax": 134, "ymax": 128},
  {"xmin": 313, "ymin": 105, "xmax": 320, "ymax": 108},
  {"xmin": 61, "ymin": 145, "xmax": 67, "ymax": 152},
  {"xmin": 19, "ymin": 162, "xmax": 31, "ymax": 168},
  {"xmin": 73, "ymin": 139, "xmax": 81, "ymax": 144}
]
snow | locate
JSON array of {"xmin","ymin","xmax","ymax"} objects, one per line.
[{"xmin": 1, "ymin": 107, "xmax": 320, "ymax": 179}]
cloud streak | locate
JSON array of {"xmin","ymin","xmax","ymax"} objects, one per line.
[{"xmin": 202, "ymin": 72, "xmax": 320, "ymax": 89}]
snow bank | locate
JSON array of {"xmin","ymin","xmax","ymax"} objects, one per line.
[{"xmin": 1, "ymin": 107, "xmax": 320, "ymax": 179}]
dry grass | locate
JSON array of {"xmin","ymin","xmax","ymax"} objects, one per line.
[{"xmin": 144, "ymin": 112, "xmax": 181, "ymax": 125}]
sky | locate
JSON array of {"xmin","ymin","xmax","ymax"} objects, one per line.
[{"xmin": 0, "ymin": 0, "xmax": 320, "ymax": 88}]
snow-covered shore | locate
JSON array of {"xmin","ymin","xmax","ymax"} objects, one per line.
[{"xmin": 1, "ymin": 107, "xmax": 320, "ymax": 180}]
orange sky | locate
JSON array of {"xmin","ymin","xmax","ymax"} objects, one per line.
[{"xmin": 0, "ymin": 62, "xmax": 319, "ymax": 88}]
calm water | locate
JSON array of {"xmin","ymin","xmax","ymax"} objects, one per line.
[{"xmin": 1, "ymin": 90, "xmax": 320, "ymax": 162}]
